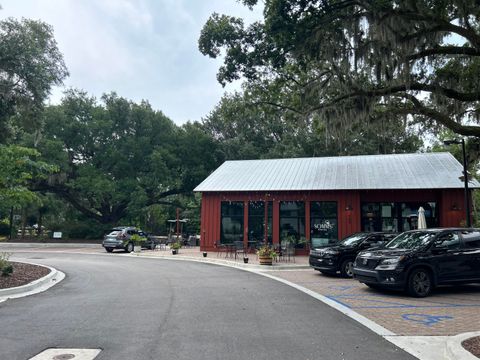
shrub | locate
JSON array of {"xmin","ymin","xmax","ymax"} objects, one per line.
[{"xmin": 0, "ymin": 252, "xmax": 13, "ymax": 277}]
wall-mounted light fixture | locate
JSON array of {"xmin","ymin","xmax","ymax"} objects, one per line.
[
  {"xmin": 345, "ymin": 205, "xmax": 353, "ymax": 211},
  {"xmin": 451, "ymin": 203, "xmax": 460, "ymax": 211}
]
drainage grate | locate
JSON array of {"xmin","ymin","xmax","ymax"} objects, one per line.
[
  {"xmin": 53, "ymin": 355, "xmax": 75, "ymax": 360},
  {"xmin": 29, "ymin": 348, "xmax": 101, "ymax": 360}
]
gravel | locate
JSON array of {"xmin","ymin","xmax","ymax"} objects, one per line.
[
  {"xmin": 0, "ymin": 262, "xmax": 50, "ymax": 289},
  {"xmin": 463, "ymin": 336, "xmax": 480, "ymax": 358}
]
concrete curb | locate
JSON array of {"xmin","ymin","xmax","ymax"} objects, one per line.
[
  {"xmin": 446, "ymin": 332, "xmax": 480, "ymax": 360},
  {"xmin": 129, "ymin": 252, "xmax": 311, "ymax": 270},
  {"xmin": 0, "ymin": 242, "xmax": 101, "ymax": 248},
  {"xmin": 0, "ymin": 262, "xmax": 65, "ymax": 302}
]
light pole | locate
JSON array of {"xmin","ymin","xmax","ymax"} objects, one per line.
[{"xmin": 444, "ymin": 138, "xmax": 471, "ymax": 227}]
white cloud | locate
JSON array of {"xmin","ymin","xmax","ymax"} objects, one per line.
[{"xmin": 1, "ymin": 0, "xmax": 263, "ymax": 123}]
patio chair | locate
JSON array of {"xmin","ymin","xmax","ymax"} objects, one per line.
[
  {"xmin": 213, "ymin": 241, "xmax": 226, "ymax": 257},
  {"xmin": 284, "ymin": 242, "xmax": 295, "ymax": 263},
  {"xmin": 233, "ymin": 240, "xmax": 245, "ymax": 260}
]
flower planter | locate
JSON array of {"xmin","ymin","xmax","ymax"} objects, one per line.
[
  {"xmin": 172, "ymin": 249, "xmax": 178, "ymax": 255},
  {"xmin": 203, "ymin": 252, "xmax": 207, "ymax": 257},
  {"xmin": 258, "ymin": 256, "xmax": 273, "ymax": 265},
  {"xmin": 243, "ymin": 257, "xmax": 249, "ymax": 264}
]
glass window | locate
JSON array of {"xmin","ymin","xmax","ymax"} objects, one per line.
[
  {"xmin": 433, "ymin": 232, "xmax": 461, "ymax": 250},
  {"xmin": 461, "ymin": 231, "xmax": 480, "ymax": 249},
  {"xmin": 221, "ymin": 202, "xmax": 244, "ymax": 244},
  {"xmin": 361, "ymin": 202, "xmax": 437, "ymax": 232},
  {"xmin": 280, "ymin": 201, "xmax": 305, "ymax": 248},
  {"xmin": 386, "ymin": 231, "xmax": 436, "ymax": 250},
  {"xmin": 310, "ymin": 201, "xmax": 338, "ymax": 248},
  {"xmin": 248, "ymin": 201, "xmax": 264, "ymax": 242}
]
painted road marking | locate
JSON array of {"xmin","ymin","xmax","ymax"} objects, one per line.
[
  {"xmin": 401, "ymin": 314, "xmax": 454, "ymax": 327},
  {"xmin": 29, "ymin": 349, "xmax": 101, "ymax": 360},
  {"xmin": 326, "ymin": 294, "xmax": 480, "ymax": 309}
]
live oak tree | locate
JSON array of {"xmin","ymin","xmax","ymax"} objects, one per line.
[
  {"xmin": 28, "ymin": 91, "xmax": 221, "ymax": 225},
  {"xmin": 0, "ymin": 17, "xmax": 67, "ymax": 212},
  {"xmin": 199, "ymin": 0, "xmax": 480, "ymax": 139},
  {"xmin": 203, "ymin": 90, "xmax": 421, "ymax": 160},
  {"xmin": 0, "ymin": 17, "xmax": 68, "ymax": 142}
]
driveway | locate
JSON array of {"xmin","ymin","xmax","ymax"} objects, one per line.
[{"xmin": 0, "ymin": 251, "xmax": 415, "ymax": 360}]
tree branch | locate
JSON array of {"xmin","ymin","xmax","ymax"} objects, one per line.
[{"xmin": 407, "ymin": 46, "xmax": 480, "ymax": 60}]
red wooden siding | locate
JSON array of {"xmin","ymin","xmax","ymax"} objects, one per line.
[{"xmin": 199, "ymin": 189, "xmax": 471, "ymax": 252}]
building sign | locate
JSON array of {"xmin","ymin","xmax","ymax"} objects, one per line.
[
  {"xmin": 313, "ymin": 220, "xmax": 335, "ymax": 231},
  {"xmin": 53, "ymin": 232, "xmax": 62, "ymax": 239}
]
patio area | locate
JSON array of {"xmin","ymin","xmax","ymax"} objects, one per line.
[{"xmin": 141, "ymin": 245, "xmax": 310, "ymax": 269}]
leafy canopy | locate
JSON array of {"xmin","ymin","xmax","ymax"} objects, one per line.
[{"xmin": 199, "ymin": 0, "xmax": 480, "ymax": 138}]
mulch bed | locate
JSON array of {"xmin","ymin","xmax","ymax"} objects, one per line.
[
  {"xmin": 463, "ymin": 336, "xmax": 480, "ymax": 358},
  {"xmin": 0, "ymin": 262, "xmax": 51, "ymax": 289}
]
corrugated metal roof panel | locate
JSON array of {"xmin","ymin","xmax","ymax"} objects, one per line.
[{"xmin": 194, "ymin": 152, "xmax": 480, "ymax": 192}]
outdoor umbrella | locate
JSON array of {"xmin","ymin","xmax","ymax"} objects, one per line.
[{"xmin": 417, "ymin": 207, "xmax": 427, "ymax": 229}]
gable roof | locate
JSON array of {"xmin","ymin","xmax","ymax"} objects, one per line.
[{"xmin": 194, "ymin": 152, "xmax": 480, "ymax": 192}]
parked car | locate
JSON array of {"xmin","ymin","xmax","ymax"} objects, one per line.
[
  {"xmin": 352, "ymin": 228, "xmax": 480, "ymax": 297},
  {"xmin": 102, "ymin": 226, "xmax": 158, "ymax": 253},
  {"xmin": 309, "ymin": 232, "xmax": 397, "ymax": 277}
]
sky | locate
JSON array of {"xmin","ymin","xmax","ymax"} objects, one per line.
[{"xmin": 0, "ymin": 0, "xmax": 263, "ymax": 124}]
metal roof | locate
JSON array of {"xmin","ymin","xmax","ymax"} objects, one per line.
[{"xmin": 194, "ymin": 152, "xmax": 480, "ymax": 192}]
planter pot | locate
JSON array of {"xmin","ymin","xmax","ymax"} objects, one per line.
[
  {"xmin": 243, "ymin": 257, "xmax": 249, "ymax": 264},
  {"xmin": 133, "ymin": 245, "xmax": 142, "ymax": 253},
  {"xmin": 258, "ymin": 256, "xmax": 273, "ymax": 265},
  {"xmin": 172, "ymin": 249, "xmax": 178, "ymax": 255},
  {"xmin": 203, "ymin": 252, "xmax": 207, "ymax": 257}
]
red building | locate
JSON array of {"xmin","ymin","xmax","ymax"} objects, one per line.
[{"xmin": 194, "ymin": 153, "xmax": 479, "ymax": 254}]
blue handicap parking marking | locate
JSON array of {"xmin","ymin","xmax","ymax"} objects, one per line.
[
  {"xmin": 326, "ymin": 293, "xmax": 480, "ymax": 310},
  {"xmin": 328, "ymin": 285, "xmax": 355, "ymax": 291},
  {"xmin": 401, "ymin": 313, "xmax": 453, "ymax": 327}
]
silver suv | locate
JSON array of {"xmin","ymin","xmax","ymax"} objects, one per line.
[{"xmin": 102, "ymin": 226, "xmax": 157, "ymax": 253}]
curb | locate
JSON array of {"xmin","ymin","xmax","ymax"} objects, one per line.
[
  {"xmin": 0, "ymin": 242, "xmax": 101, "ymax": 248},
  {"xmin": 0, "ymin": 262, "xmax": 65, "ymax": 301},
  {"xmin": 129, "ymin": 252, "xmax": 311, "ymax": 270},
  {"xmin": 446, "ymin": 332, "xmax": 480, "ymax": 360}
]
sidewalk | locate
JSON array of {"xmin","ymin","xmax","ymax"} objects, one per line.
[{"xmin": 136, "ymin": 246, "xmax": 311, "ymax": 270}]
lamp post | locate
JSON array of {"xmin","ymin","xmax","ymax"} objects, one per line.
[{"xmin": 444, "ymin": 138, "xmax": 471, "ymax": 227}]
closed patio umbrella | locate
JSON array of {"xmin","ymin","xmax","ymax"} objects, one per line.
[{"xmin": 417, "ymin": 207, "xmax": 427, "ymax": 229}]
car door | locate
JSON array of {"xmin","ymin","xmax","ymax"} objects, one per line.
[
  {"xmin": 459, "ymin": 230, "xmax": 480, "ymax": 280},
  {"xmin": 430, "ymin": 231, "xmax": 468, "ymax": 283}
]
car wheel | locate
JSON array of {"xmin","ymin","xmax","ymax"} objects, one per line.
[
  {"xmin": 105, "ymin": 248, "xmax": 114, "ymax": 253},
  {"xmin": 407, "ymin": 268, "xmax": 432, "ymax": 297},
  {"xmin": 125, "ymin": 242, "xmax": 134, "ymax": 253},
  {"xmin": 340, "ymin": 259, "xmax": 354, "ymax": 278}
]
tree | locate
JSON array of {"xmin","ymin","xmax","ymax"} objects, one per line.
[
  {"xmin": 199, "ymin": 0, "xmax": 480, "ymax": 138},
  {"xmin": 0, "ymin": 17, "xmax": 68, "ymax": 142},
  {"xmin": 203, "ymin": 89, "xmax": 421, "ymax": 160},
  {"xmin": 0, "ymin": 145, "xmax": 56, "ymax": 208},
  {"xmin": 28, "ymin": 90, "xmax": 221, "ymax": 225}
]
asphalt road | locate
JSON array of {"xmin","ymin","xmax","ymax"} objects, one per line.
[{"xmin": 0, "ymin": 252, "xmax": 416, "ymax": 360}]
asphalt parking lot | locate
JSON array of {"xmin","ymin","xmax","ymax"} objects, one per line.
[{"xmin": 273, "ymin": 270, "xmax": 480, "ymax": 336}]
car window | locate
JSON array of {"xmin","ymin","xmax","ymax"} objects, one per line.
[
  {"xmin": 433, "ymin": 232, "xmax": 461, "ymax": 250},
  {"xmin": 127, "ymin": 230, "xmax": 136, "ymax": 235},
  {"xmin": 107, "ymin": 231, "xmax": 121, "ymax": 236},
  {"xmin": 386, "ymin": 231, "xmax": 436, "ymax": 250},
  {"xmin": 461, "ymin": 230, "xmax": 480, "ymax": 249},
  {"xmin": 365, "ymin": 235, "xmax": 385, "ymax": 247}
]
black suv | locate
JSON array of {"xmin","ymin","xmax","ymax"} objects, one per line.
[
  {"xmin": 353, "ymin": 228, "xmax": 480, "ymax": 297},
  {"xmin": 309, "ymin": 232, "xmax": 397, "ymax": 277}
]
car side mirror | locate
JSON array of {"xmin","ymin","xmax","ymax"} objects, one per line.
[{"xmin": 431, "ymin": 245, "xmax": 448, "ymax": 254}]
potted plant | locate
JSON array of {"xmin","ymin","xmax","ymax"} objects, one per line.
[
  {"xmin": 130, "ymin": 234, "xmax": 146, "ymax": 253},
  {"xmin": 170, "ymin": 241, "xmax": 181, "ymax": 255},
  {"xmin": 257, "ymin": 244, "xmax": 276, "ymax": 265}
]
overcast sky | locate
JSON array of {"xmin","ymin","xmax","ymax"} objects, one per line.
[{"xmin": 0, "ymin": 0, "xmax": 263, "ymax": 124}]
